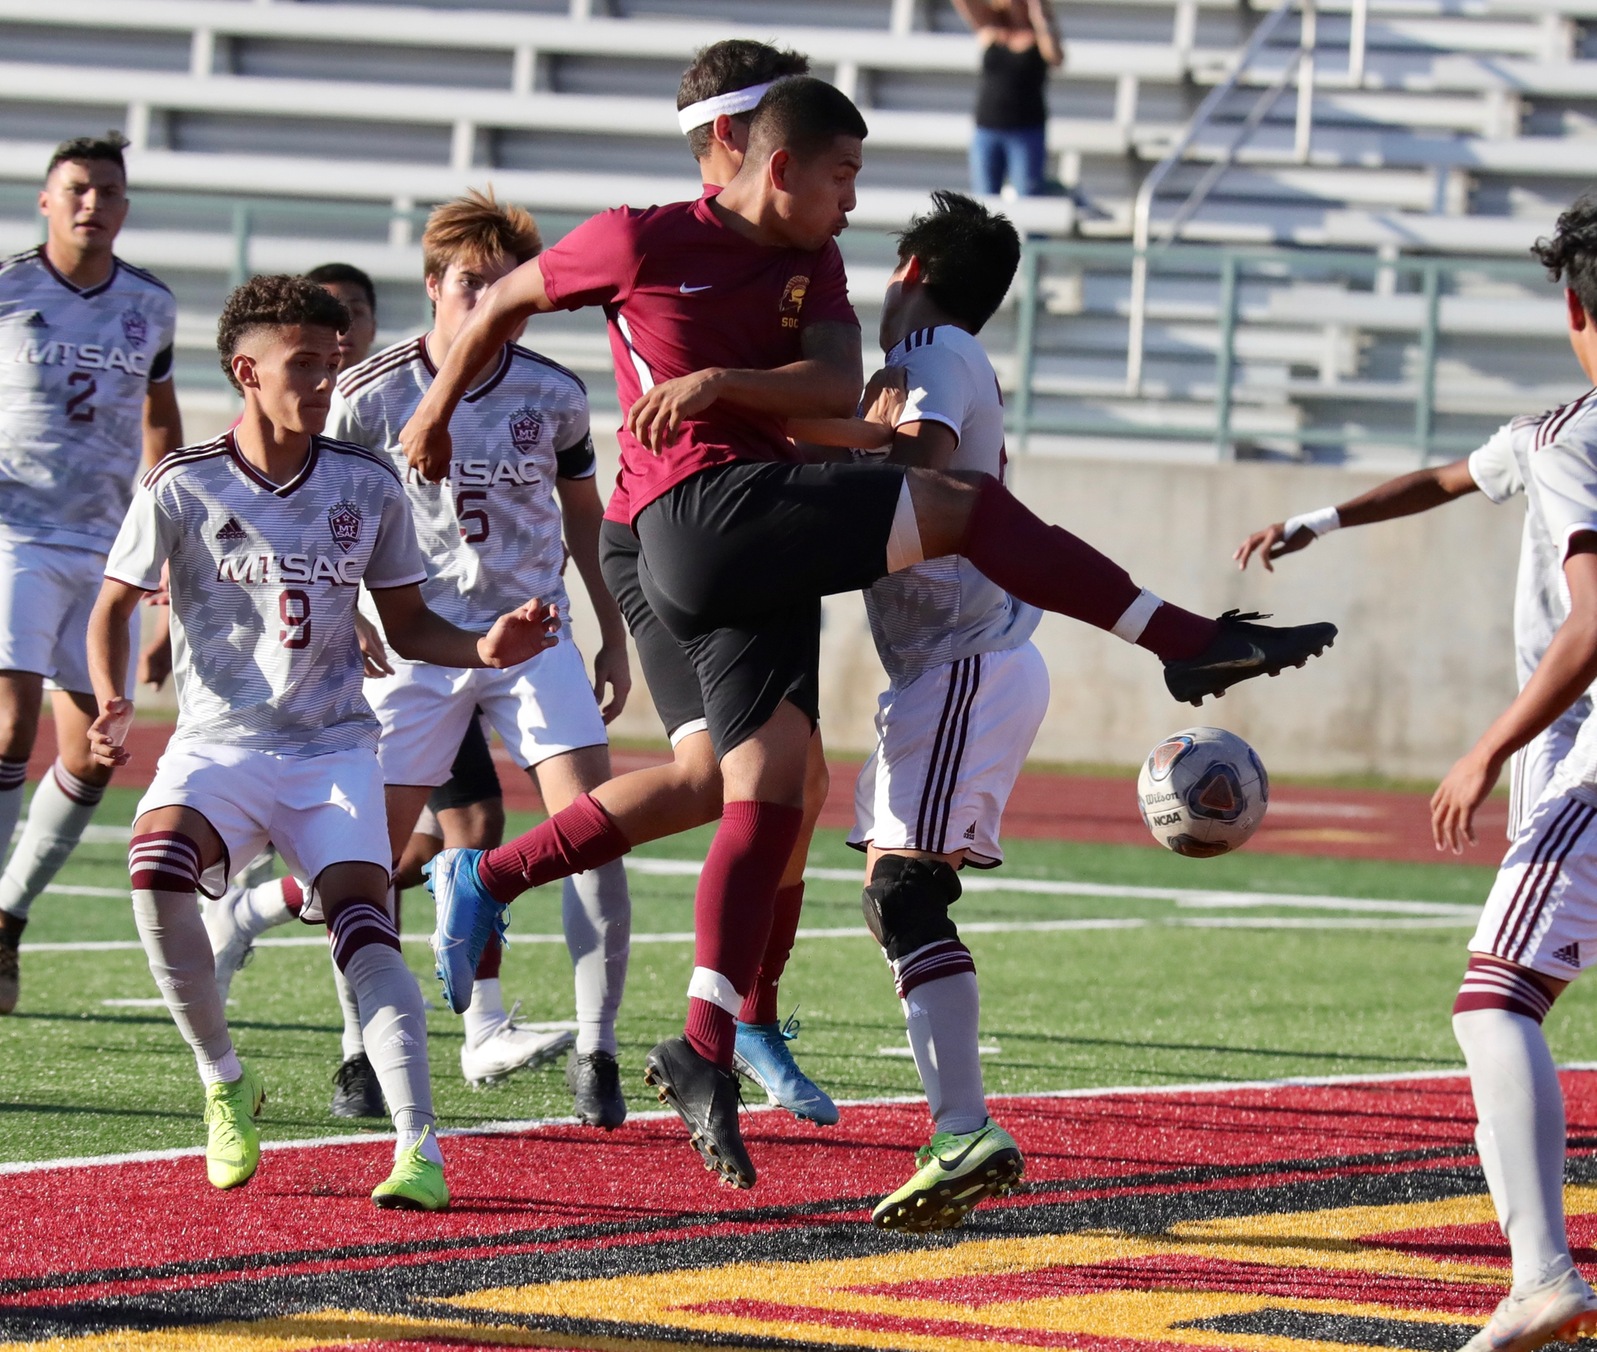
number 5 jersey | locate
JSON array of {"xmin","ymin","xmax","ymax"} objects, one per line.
[
  {"xmin": 327, "ymin": 336, "xmax": 594, "ymax": 633},
  {"xmin": 104, "ymin": 434, "xmax": 427, "ymax": 755}
]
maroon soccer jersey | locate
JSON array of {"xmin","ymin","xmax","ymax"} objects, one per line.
[{"xmin": 537, "ymin": 193, "xmax": 857, "ymax": 525}]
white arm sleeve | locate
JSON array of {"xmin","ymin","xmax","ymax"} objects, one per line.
[
  {"xmin": 364, "ymin": 478, "xmax": 430, "ymax": 591},
  {"xmin": 1468, "ymin": 421, "xmax": 1525, "ymax": 504},
  {"xmin": 103, "ymin": 484, "xmax": 169, "ymax": 591},
  {"xmin": 892, "ymin": 342, "xmax": 974, "ymax": 445}
]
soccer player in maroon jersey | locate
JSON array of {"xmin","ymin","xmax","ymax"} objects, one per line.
[
  {"xmin": 593, "ymin": 39, "xmax": 840, "ymax": 1124},
  {"xmin": 402, "ymin": 77, "xmax": 1337, "ymax": 1188}
]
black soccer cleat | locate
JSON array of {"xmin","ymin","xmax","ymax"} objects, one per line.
[
  {"xmin": 567, "ymin": 1049, "xmax": 628, "ymax": 1130},
  {"xmin": 329, "ymin": 1052, "xmax": 386, "ymax": 1119},
  {"xmin": 643, "ymin": 1035, "xmax": 755, "ymax": 1189},
  {"xmin": 1162, "ymin": 610, "xmax": 1338, "ymax": 707}
]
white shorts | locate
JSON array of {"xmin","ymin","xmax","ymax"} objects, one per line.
[
  {"xmin": 134, "ymin": 742, "xmax": 390, "ymax": 923},
  {"xmin": 0, "ymin": 536, "xmax": 135, "ymax": 696},
  {"xmin": 849, "ymin": 642, "xmax": 1050, "ymax": 868},
  {"xmin": 1470, "ymin": 762, "xmax": 1597, "ymax": 979},
  {"xmin": 368, "ymin": 635, "xmax": 607, "ymax": 788},
  {"xmin": 1508, "ymin": 721, "xmax": 1577, "ymax": 840}
]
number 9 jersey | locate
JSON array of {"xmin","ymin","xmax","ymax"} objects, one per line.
[
  {"xmin": 327, "ymin": 337, "xmax": 594, "ymax": 633},
  {"xmin": 104, "ymin": 433, "xmax": 427, "ymax": 756},
  {"xmin": 0, "ymin": 246, "xmax": 177, "ymax": 551}
]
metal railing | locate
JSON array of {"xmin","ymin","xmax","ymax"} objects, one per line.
[
  {"xmin": 1126, "ymin": 0, "xmax": 1370, "ymax": 394},
  {"xmin": 1012, "ymin": 238, "xmax": 1552, "ymax": 462}
]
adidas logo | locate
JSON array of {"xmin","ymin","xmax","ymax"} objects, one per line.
[
  {"xmin": 1554, "ymin": 941, "xmax": 1581, "ymax": 968},
  {"xmin": 963, "ymin": 823, "xmax": 977, "ymax": 840},
  {"xmin": 23, "ymin": 311, "xmax": 46, "ymax": 328},
  {"xmin": 216, "ymin": 516, "xmax": 248, "ymax": 543}
]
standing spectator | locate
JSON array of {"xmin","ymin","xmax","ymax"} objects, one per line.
[{"xmin": 955, "ymin": 0, "xmax": 1062, "ymax": 198}]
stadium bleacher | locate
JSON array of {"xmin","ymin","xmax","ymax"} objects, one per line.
[{"xmin": 1, "ymin": 0, "xmax": 1594, "ymax": 460}]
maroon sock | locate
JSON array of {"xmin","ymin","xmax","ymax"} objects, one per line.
[
  {"xmin": 685, "ymin": 801, "xmax": 804, "ymax": 1068},
  {"xmin": 475, "ymin": 931, "xmax": 503, "ymax": 981},
  {"xmin": 477, "ymin": 793, "xmax": 630, "ymax": 904},
  {"xmin": 962, "ymin": 477, "xmax": 1216, "ymax": 661},
  {"xmin": 282, "ymin": 874, "xmax": 305, "ymax": 917},
  {"xmin": 738, "ymin": 881, "xmax": 804, "ymax": 1026}
]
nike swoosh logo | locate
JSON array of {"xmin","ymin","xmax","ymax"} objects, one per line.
[
  {"xmin": 679, "ymin": 283, "xmax": 713, "ymax": 294},
  {"xmin": 933, "ymin": 1128, "xmax": 993, "ymax": 1170}
]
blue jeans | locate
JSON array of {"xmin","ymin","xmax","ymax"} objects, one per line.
[{"xmin": 969, "ymin": 124, "xmax": 1048, "ymax": 196}]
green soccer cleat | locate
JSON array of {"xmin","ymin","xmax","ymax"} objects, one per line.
[
  {"xmin": 372, "ymin": 1127, "xmax": 450, "ymax": 1212},
  {"xmin": 872, "ymin": 1118, "xmax": 1023, "ymax": 1232},
  {"xmin": 203, "ymin": 1063, "xmax": 265, "ymax": 1191}
]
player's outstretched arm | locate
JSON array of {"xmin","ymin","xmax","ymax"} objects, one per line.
[
  {"xmin": 400, "ymin": 260, "xmax": 559, "ymax": 482},
  {"xmin": 86, "ymin": 578, "xmax": 149, "ymax": 767},
  {"xmin": 1432, "ymin": 536, "xmax": 1597, "ymax": 853},
  {"xmin": 626, "ymin": 321, "xmax": 863, "ymax": 454},
  {"xmin": 554, "ymin": 475, "xmax": 632, "ymax": 722},
  {"xmin": 1235, "ymin": 457, "xmax": 1479, "ymax": 572},
  {"xmin": 788, "ymin": 365, "xmax": 907, "ymax": 457},
  {"xmin": 369, "ymin": 584, "xmax": 560, "ymax": 670}
]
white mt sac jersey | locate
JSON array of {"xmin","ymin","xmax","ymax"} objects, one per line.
[
  {"xmin": 0, "ymin": 247, "xmax": 177, "ymax": 552},
  {"xmin": 1470, "ymin": 391, "xmax": 1597, "ymax": 787},
  {"xmin": 105, "ymin": 433, "xmax": 426, "ymax": 757},
  {"xmin": 328, "ymin": 336, "xmax": 594, "ymax": 632},
  {"xmin": 866, "ymin": 325, "xmax": 1041, "ymax": 685}
]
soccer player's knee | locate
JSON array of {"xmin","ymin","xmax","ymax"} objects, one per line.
[
  {"xmin": 128, "ymin": 831, "xmax": 204, "ymax": 894},
  {"xmin": 861, "ymin": 854, "xmax": 963, "ymax": 963},
  {"xmin": 325, "ymin": 897, "xmax": 401, "ymax": 972}
]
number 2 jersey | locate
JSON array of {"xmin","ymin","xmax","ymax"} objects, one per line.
[
  {"xmin": 0, "ymin": 246, "xmax": 177, "ymax": 552},
  {"xmin": 104, "ymin": 433, "xmax": 427, "ymax": 756},
  {"xmin": 327, "ymin": 336, "xmax": 593, "ymax": 631}
]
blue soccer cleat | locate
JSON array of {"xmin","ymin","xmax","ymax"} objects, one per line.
[
  {"xmin": 733, "ymin": 1013, "xmax": 839, "ymax": 1125},
  {"xmin": 424, "ymin": 848, "xmax": 508, "ymax": 1015}
]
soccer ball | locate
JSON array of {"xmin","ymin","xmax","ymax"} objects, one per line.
[{"xmin": 1136, "ymin": 726, "xmax": 1269, "ymax": 858}]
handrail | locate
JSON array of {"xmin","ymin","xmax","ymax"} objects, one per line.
[{"xmin": 1125, "ymin": 0, "xmax": 1368, "ymax": 395}]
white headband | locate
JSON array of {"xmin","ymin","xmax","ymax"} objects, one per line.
[{"xmin": 677, "ymin": 81, "xmax": 777, "ymax": 134}]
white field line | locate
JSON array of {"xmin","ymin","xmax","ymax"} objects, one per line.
[{"xmin": 11, "ymin": 1062, "xmax": 1594, "ymax": 1178}]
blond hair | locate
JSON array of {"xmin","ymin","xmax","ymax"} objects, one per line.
[{"xmin": 421, "ymin": 187, "xmax": 541, "ymax": 280}]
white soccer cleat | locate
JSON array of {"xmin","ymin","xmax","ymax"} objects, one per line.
[
  {"xmin": 461, "ymin": 1006, "xmax": 574, "ymax": 1087},
  {"xmin": 203, "ymin": 881, "xmax": 256, "ymax": 1007},
  {"xmin": 1462, "ymin": 1263, "xmax": 1597, "ymax": 1352}
]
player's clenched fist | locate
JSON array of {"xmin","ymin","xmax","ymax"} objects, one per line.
[
  {"xmin": 88, "ymin": 697, "xmax": 135, "ymax": 769},
  {"xmin": 476, "ymin": 600, "xmax": 562, "ymax": 669},
  {"xmin": 399, "ymin": 414, "xmax": 454, "ymax": 483}
]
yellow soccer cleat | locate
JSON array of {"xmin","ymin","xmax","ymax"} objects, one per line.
[
  {"xmin": 372, "ymin": 1127, "xmax": 450, "ymax": 1212},
  {"xmin": 203, "ymin": 1063, "xmax": 265, "ymax": 1190}
]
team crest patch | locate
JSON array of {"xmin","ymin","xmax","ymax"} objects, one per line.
[
  {"xmin": 508, "ymin": 406, "xmax": 542, "ymax": 452},
  {"xmin": 780, "ymin": 274, "xmax": 809, "ymax": 317},
  {"xmin": 119, "ymin": 307, "xmax": 147, "ymax": 348},
  {"xmin": 1147, "ymin": 734, "xmax": 1196, "ymax": 782},
  {"xmin": 327, "ymin": 500, "xmax": 362, "ymax": 553}
]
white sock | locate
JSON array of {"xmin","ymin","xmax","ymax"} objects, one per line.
[
  {"xmin": 903, "ymin": 970, "xmax": 988, "ymax": 1136},
  {"xmin": 342, "ymin": 940, "xmax": 436, "ymax": 1151},
  {"xmin": 132, "ymin": 888, "xmax": 236, "ymax": 1086},
  {"xmin": 237, "ymin": 877, "xmax": 297, "ymax": 936},
  {"xmin": 0, "ymin": 761, "xmax": 104, "ymax": 921},
  {"xmin": 1454, "ymin": 1006, "xmax": 1572, "ymax": 1288},
  {"xmin": 464, "ymin": 976, "xmax": 506, "ymax": 1048},
  {"xmin": 562, "ymin": 858, "xmax": 629, "ymax": 1056},
  {"xmin": 332, "ymin": 961, "xmax": 366, "ymax": 1062}
]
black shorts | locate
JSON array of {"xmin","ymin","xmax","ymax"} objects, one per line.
[
  {"xmin": 634, "ymin": 460, "xmax": 904, "ymax": 757},
  {"xmin": 598, "ymin": 517, "xmax": 707, "ymax": 742},
  {"xmin": 427, "ymin": 712, "xmax": 502, "ymax": 813}
]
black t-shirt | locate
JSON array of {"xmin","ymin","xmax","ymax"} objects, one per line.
[{"xmin": 975, "ymin": 42, "xmax": 1049, "ymax": 129}]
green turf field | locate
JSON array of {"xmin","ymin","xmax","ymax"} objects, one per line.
[{"xmin": 0, "ymin": 784, "xmax": 1573, "ymax": 1166}]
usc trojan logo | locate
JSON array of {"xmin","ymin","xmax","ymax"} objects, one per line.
[{"xmin": 780, "ymin": 274, "xmax": 809, "ymax": 329}]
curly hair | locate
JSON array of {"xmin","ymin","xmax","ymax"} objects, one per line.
[
  {"xmin": 216, "ymin": 274, "xmax": 349, "ymax": 392},
  {"xmin": 1533, "ymin": 195, "xmax": 1597, "ymax": 318}
]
